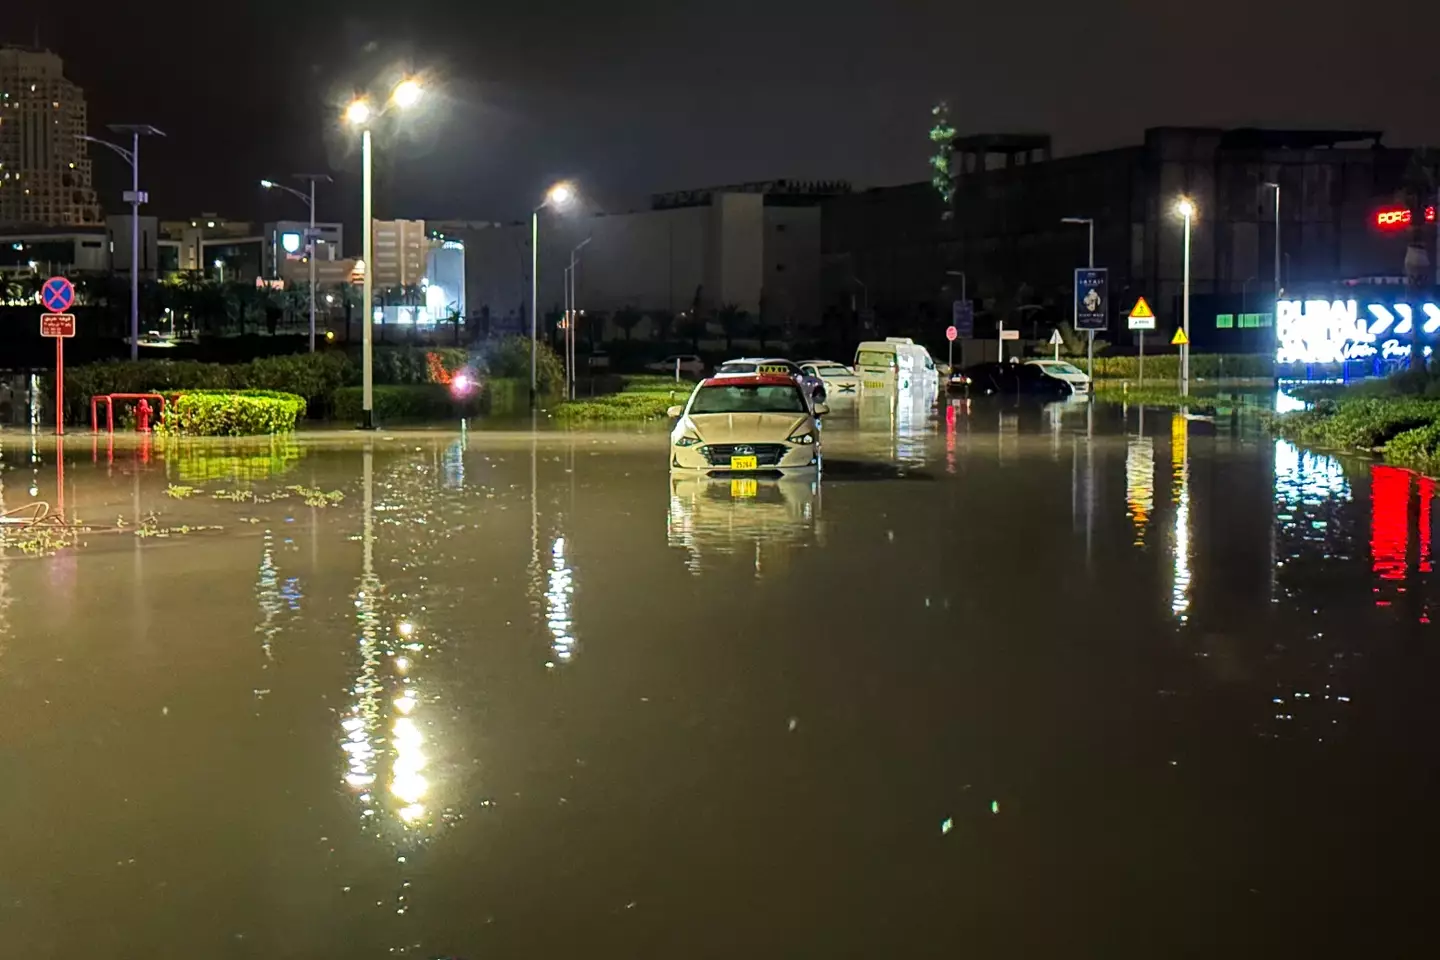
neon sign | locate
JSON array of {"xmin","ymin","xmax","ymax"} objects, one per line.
[
  {"xmin": 1375, "ymin": 206, "xmax": 1437, "ymax": 229},
  {"xmin": 1275, "ymin": 298, "xmax": 1440, "ymax": 364}
]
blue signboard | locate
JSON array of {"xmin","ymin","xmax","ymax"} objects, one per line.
[
  {"xmin": 952, "ymin": 300, "xmax": 974, "ymax": 338},
  {"xmin": 1074, "ymin": 268, "xmax": 1108, "ymax": 331}
]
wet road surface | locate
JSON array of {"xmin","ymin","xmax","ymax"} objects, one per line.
[{"xmin": 3, "ymin": 397, "xmax": 1439, "ymax": 957}]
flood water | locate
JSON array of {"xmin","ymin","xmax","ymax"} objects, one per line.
[{"xmin": 2, "ymin": 397, "xmax": 1438, "ymax": 957}]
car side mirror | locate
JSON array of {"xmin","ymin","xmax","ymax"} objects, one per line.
[
  {"xmin": 814, "ymin": 403, "xmax": 830, "ymax": 417},
  {"xmin": 666, "ymin": 405, "xmax": 683, "ymax": 418}
]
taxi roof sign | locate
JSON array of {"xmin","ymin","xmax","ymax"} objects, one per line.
[{"xmin": 1171, "ymin": 327, "xmax": 1190, "ymax": 346}]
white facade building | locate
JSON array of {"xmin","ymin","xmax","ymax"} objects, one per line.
[{"xmin": 458, "ymin": 189, "xmax": 823, "ymax": 337}]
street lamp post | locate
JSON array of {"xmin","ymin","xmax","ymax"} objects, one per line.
[
  {"xmin": 945, "ymin": 270, "xmax": 966, "ymax": 370},
  {"xmin": 214, "ymin": 258, "xmax": 225, "ymax": 284},
  {"xmin": 1176, "ymin": 198, "xmax": 1196, "ymax": 397},
  {"xmin": 568, "ymin": 237, "xmax": 592, "ymax": 399},
  {"xmin": 531, "ymin": 182, "xmax": 575, "ymax": 405},
  {"xmin": 261, "ymin": 174, "xmax": 332, "ymax": 351},
  {"xmin": 345, "ymin": 78, "xmax": 423, "ymax": 429},
  {"xmin": 1061, "ymin": 216, "xmax": 1096, "ymax": 379},
  {"xmin": 1263, "ymin": 181, "xmax": 1281, "ymax": 300},
  {"xmin": 79, "ymin": 124, "xmax": 164, "ymax": 360}
]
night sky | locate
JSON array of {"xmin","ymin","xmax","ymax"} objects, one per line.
[{"xmin": 19, "ymin": 1, "xmax": 1440, "ymax": 231}]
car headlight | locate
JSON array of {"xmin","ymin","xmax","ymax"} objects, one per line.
[
  {"xmin": 674, "ymin": 433, "xmax": 702, "ymax": 447},
  {"xmin": 787, "ymin": 431, "xmax": 815, "ymax": 445}
]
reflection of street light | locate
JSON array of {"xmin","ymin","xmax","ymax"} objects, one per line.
[
  {"xmin": 531, "ymin": 181, "xmax": 576, "ymax": 404},
  {"xmin": 260, "ymin": 174, "xmax": 332, "ymax": 352},
  {"xmin": 346, "ymin": 77, "xmax": 425, "ymax": 429},
  {"xmin": 1176, "ymin": 198, "xmax": 1195, "ymax": 396}
]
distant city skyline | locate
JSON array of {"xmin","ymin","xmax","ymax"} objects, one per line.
[{"xmin": 5, "ymin": 0, "xmax": 1440, "ymax": 232}]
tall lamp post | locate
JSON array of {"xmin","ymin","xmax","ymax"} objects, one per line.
[
  {"xmin": 1176, "ymin": 197, "xmax": 1196, "ymax": 397},
  {"xmin": 568, "ymin": 236, "xmax": 592, "ymax": 399},
  {"xmin": 261, "ymin": 174, "xmax": 332, "ymax": 351},
  {"xmin": 79, "ymin": 124, "xmax": 164, "ymax": 361},
  {"xmin": 1262, "ymin": 181, "xmax": 1281, "ymax": 300},
  {"xmin": 1061, "ymin": 216, "xmax": 1096, "ymax": 378},
  {"xmin": 345, "ymin": 78, "xmax": 424, "ymax": 429},
  {"xmin": 531, "ymin": 182, "xmax": 575, "ymax": 405}
]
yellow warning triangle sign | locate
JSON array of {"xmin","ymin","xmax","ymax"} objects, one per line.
[
  {"xmin": 1171, "ymin": 327, "xmax": 1190, "ymax": 346},
  {"xmin": 1128, "ymin": 296, "xmax": 1154, "ymax": 320}
]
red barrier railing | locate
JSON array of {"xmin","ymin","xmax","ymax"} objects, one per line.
[{"xmin": 90, "ymin": 393, "xmax": 168, "ymax": 433}]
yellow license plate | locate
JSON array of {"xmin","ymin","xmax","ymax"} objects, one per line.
[
  {"xmin": 730, "ymin": 478, "xmax": 758, "ymax": 498},
  {"xmin": 864, "ymin": 380, "xmax": 886, "ymax": 390},
  {"xmin": 730, "ymin": 455, "xmax": 758, "ymax": 471}
]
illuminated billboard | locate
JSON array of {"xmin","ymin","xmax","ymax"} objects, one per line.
[
  {"xmin": 1275, "ymin": 298, "xmax": 1439, "ymax": 364},
  {"xmin": 280, "ymin": 232, "xmax": 302, "ymax": 254},
  {"xmin": 1374, "ymin": 206, "xmax": 1437, "ymax": 229}
]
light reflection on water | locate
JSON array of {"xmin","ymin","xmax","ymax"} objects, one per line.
[
  {"xmin": 1170, "ymin": 413, "xmax": 1191, "ymax": 621},
  {"xmin": 9, "ymin": 413, "xmax": 1440, "ymax": 955},
  {"xmin": 545, "ymin": 535, "xmax": 577, "ymax": 666}
]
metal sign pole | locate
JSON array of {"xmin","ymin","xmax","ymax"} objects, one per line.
[
  {"xmin": 1139, "ymin": 331, "xmax": 1145, "ymax": 387},
  {"xmin": 55, "ymin": 335, "xmax": 64, "ymax": 437}
]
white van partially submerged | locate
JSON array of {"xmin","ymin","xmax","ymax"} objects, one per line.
[{"xmin": 853, "ymin": 338, "xmax": 939, "ymax": 395}]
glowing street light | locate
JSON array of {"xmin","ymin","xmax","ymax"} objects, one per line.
[
  {"xmin": 392, "ymin": 79, "xmax": 423, "ymax": 109},
  {"xmin": 346, "ymin": 76, "xmax": 425, "ymax": 429},
  {"xmin": 1176, "ymin": 197, "xmax": 1195, "ymax": 396},
  {"xmin": 531, "ymin": 181, "xmax": 577, "ymax": 404}
]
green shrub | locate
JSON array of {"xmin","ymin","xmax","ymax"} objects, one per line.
[
  {"xmin": 1383, "ymin": 422, "xmax": 1440, "ymax": 474},
  {"xmin": 330, "ymin": 384, "xmax": 483, "ymax": 422},
  {"xmin": 159, "ymin": 390, "xmax": 307, "ymax": 436},
  {"xmin": 368, "ymin": 346, "xmax": 469, "ymax": 385},
  {"xmin": 479, "ymin": 336, "xmax": 564, "ymax": 393},
  {"xmin": 1083, "ymin": 353, "xmax": 1272, "ymax": 381}
]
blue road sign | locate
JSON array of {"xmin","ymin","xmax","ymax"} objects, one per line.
[
  {"xmin": 42, "ymin": 276, "xmax": 75, "ymax": 314},
  {"xmin": 952, "ymin": 300, "xmax": 975, "ymax": 338},
  {"xmin": 1074, "ymin": 268, "xmax": 1108, "ymax": 331}
]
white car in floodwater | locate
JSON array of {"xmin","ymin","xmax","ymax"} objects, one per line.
[
  {"xmin": 1024, "ymin": 359, "xmax": 1092, "ymax": 395},
  {"xmin": 667, "ymin": 374, "xmax": 827, "ymax": 476},
  {"xmin": 799, "ymin": 360, "xmax": 861, "ymax": 401}
]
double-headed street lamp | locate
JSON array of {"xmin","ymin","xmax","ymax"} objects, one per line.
[
  {"xmin": 261, "ymin": 174, "xmax": 332, "ymax": 352},
  {"xmin": 79, "ymin": 123, "xmax": 165, "ymax": 361},
  {"xmin": 531, "ymin": 182, "xmax": 576, "ymax": 404},
  {"xmin": 345, "ymin": 78, "xmax": 424, "ymax": 429},
  {"xmin": 1176, "ymin": 197, "xmax": 1196, "ymax": 396}
]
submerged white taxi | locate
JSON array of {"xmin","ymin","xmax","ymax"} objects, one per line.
[{"xmin": 667, "ymin": 374, "xmax": 826, "ymax": 475}]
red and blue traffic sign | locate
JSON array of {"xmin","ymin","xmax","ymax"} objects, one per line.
[{"xmin": 42, "ymin": 276, "xmax": 75, "ymax": 313}]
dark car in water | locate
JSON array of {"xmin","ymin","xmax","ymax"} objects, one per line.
[{"xmin": 957, "ymin": 361, "xmax": 1074, "ymax": 398}]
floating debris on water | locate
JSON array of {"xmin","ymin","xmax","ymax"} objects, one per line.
[{"xmin": 165, "ymin": 484, "xmax": 198, "ymax": 499}]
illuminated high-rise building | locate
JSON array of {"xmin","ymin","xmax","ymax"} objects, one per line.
[{"xmin": 0, "ymin": 47, "xmax": 101, "ymax": 227}]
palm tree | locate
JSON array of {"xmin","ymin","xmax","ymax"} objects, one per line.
[
  {"xmin": 649, "ymin": 310, "xmax": 676, "ymax": 345},
  {"xmin": 715, "ymin": 303, "xmax": 750, "ymax": 352},
  {"xmin": 613, "ymin": 305, "xmax": 642, "ymax": 340}
]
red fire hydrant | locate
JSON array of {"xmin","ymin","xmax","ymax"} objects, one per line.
[{"xmin": 136, "ymin": 398, "xmax": 152, "ymax": 433}]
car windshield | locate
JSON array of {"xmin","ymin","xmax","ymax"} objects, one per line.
[
  {"xmin": 814, "ymin": 364, "xmax": 851, "ymax": 376},
  {"xmin": 856, "ymin": 350, "xmax": 896, "ymax": 368},
  {"xmin": 689, "ymin": 384, "xmax": 807, "ymax": 414},
  {"xmin": 1038, "ymin": 362, "xmax": 1084, "ymax": 376},
  {"xmin": 716, "ymin": 362, "xmax": 758, "ymax": 374}
]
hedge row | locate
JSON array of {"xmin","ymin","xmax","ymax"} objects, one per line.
[
  {"xmin": 158, "ymin": 390, "xmax": 308, "ymax": 436},
  {"xmin": 1272, "ymin": 396, "xmax": 1440, "ymax": 475},
  {"xmin": 1081, "ymin": 353, "xmax": 1273, "ymax": 381},
  {"xmin": 55, "ymin": 338, "xmax": 565, "ymax": 423}
]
